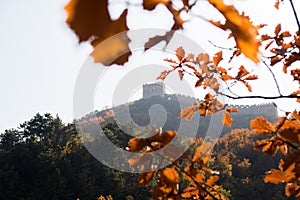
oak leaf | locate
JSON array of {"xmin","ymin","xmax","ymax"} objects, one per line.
[
  {"xmin": 65, "ymin": 0, "xmax": 131, "ymax": 65},
  {"xmin": 209, "ymin": 0, "xmax": 260, "ymax": 63},
  {"xmin": 223, "ymin": 111, "xmax": 232, "ymax": 128},
  {"xmin": 250, "ymin": 117, "xmax": 275, "ymax": 134},
  {"xmin": 139, "ymin": 171, "xmax": 155, "ymax": 185}
]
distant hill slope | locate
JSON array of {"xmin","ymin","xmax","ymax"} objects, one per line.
[{"xmin": 81, "ymin": 94, "xmax": 278, "ymax": 138}]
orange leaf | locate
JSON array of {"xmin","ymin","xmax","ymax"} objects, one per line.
[
  {"xmin": 193, "ymin": 143, "xmax": 212, "ymax": 162},
  {"xmin": 226, "ymin": 107, "xmax": 239, "ymax": 113},
  {"xmin": 223, "ymin": 111, "xmax": 232, "ymax": 128},
  {"xmin": 206, "ymin": 175, "xmax": 219, "ymax": 186},
  {"xmin": 250, "ymin": 117, "xmax": 275, "ymax": 134},
  {"xmin": 139, "ymin": 171, "xmax": 155, "ymax": 185},
  {"xmin": 209, "ymin": 0, "xmax": 260, "ymax": 63},
  {"xmin": 213, "ymin": 51, "xmax": 223, "ymax": 66},
  {"xmin": 163, "ymin": 167, "xmax": 180, "ymax": 183},
  {"xmin": 65, "ymin": 0, "xmax": 131, "ymax": 65},
  {"xmin": 235, "ymin": 66, "xmax": 249, "ymax": 80},
  {"xmin": 181, "ymin": 187, "xmax": 198, "ymax": 198},
  {"xmin": 265, "ymin": 169, "xmax": 291, "ymax": 184}
]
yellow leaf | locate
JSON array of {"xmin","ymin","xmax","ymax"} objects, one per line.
[{"xmin": 209, "ymin": 0, "xmax": 260, "ymax": 63}]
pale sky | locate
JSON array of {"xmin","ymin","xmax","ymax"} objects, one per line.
[{"xmin": 0, "ymin": 0, "xmax": 299, "ymax": 132}]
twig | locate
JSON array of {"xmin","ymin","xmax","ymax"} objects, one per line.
[
  {"xmin": 262, "ymin": 60, "xmax": 282, "ymax": 95},
  {"xmin": 208, "ymin": 40, "xmax": 236, "ymax": 51}
]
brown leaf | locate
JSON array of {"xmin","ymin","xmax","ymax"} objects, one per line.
[
  {"xmin": 250, "ymin": 117, "xmax": 275, "ymax": 134},
  {"xmin": 279, "ymin": 128, "xmax": 300, "ymax": 145},
  {"xmin": 176, "ymin": 46, "xmax": 185, "ymax": 61},
  {"xmin": 139, "ymin": 171, "xmax": 155, "ymax": 185},
  {"xmin": 275, "ymin": 24, "xmax": 281, "ymax": 36},
  {"xmin": 65, "ymin": 0, "xmax": 131, "ymax": 65},
  {"xmin": 209, "ymin": 0, "xmax": 260, "ymax": 63},
  {"xmin": 145, "ymin": 30, "xmax": 175, "ymax": 50},
  {"xmin": 180, "ymin": 103, "xmax": 198, "ymax": 120},
  {"xmin": 126, "ymin": 138, "xmax": 148, "ymax": 152},
  {"xmin": 245, "ymin": 75, "xmax": 258, "ymax": 80},
  {"xmin": 223, "ymin": 111, "xmax": 232, "ymax": 128},
  {"xmin": 128, "ymin": 154, "xmax": 153, "ymax": 166},
  {"xmin": 157, "ymin": 69, "xmax": 174, "ymax": 80},
  {"xmin": 178, "ymin": 70, "xmax": 184, "ymax": 80},
  {"xmin": 143, "ymin": 0, "xmax": 170, "ymax": 11},
  {"xmin": 286, "ymin": 51, "xmax": 300, "ymax": 69}
]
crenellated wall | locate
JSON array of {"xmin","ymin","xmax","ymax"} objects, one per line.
[{"xmin": 143, "ymin": 82, "xmax": 166, "ymax": 99}]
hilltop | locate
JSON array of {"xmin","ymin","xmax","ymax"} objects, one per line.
[{"xmin": 80, "ymin": 94, "xmax": 278, "ymax": 138}]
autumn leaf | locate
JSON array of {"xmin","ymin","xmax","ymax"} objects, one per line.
[
  {"xmin": 213, "ymin": 51, "xmax": 223, "ymax": 66},
  {"xmin": 279, "ymin": 128, "xmax": 300, "ymax": 145},
  {"xmin": 126, "ymin": 138, "xmax": 148, "ymax": 152},
  {"xmin": 206, "ymin": 175, "xmax": 219, "ymax": 186},
  {"xmin": 226, "ymin": 107, "xmax": 239, "ymax": 113},
  {"xmin": 180, "ymin": 103, "xmax": 199, "ymax": 120},
  {"xmin": 157, "ymin": 69, "xmax": 174, "ymax": 80},
  {"xmin": 223, "ymin": 111, "xmax": 232, "ymax": 128},
  {"xmin": 209, "ymin": 0, "xmax": 260, "ymax": 63},
  {"xmin": 176, "ymin": 46, "xmax": 185, "ymax": 61},
  {"xmin": 163, "ymin": 167, "xmax": 180, "ymax": 183},
  {"xmin": 181, "ymin": 187, "xmax": 199, "ymax": 198},
  {"xmin": 143, "ymin": 0, "xmax": 170, "ymax": 11},
  {"xmin": 265, "ymin": 169, "xmax": 291, "ymax": 184},
  {"xmin": 65, "ymin": 0, "xmax": 131, "ymax": 65},
  {"xmin": 128, "ymin": 154, "xmax": 153, "ymax": 167},
  {"xmin": 139, "ymin": 171, "xmax": 155, "ymax": 185},
  {"xmin": 250, "ymin": 117, "xmax": 275, "ymax": 134},
  {"xmin": 193, "ymin": 142, "xmax": 212, "ymax": 162},
  {"xmin": 178, "ymin": 70, "xmax": 184, "ymax": 80}
]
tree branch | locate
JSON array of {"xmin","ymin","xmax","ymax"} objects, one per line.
[
  {"xmin": 218, "ymin": 93, "xmax": 300, "ymax": 100},
  {"xmin": 289, "ymin": 0, "xmax": 300, "ymax": 32}
]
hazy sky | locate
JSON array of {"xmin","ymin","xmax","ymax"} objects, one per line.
[{"xmin": 0, "ymin": 0, "xmax": 299, "ymax": 132}]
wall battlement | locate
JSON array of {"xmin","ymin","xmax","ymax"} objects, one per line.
[{"xmin": 143, "ymin": 82, "xmax": 166, "ymax": 99}]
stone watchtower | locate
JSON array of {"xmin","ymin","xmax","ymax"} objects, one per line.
[{"xmin": 143, "ymin": 82, "xmax": 166, "ymax": 99}]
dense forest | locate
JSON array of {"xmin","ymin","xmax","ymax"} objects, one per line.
[{"xmin": 0, "ymin": 95, "xmax": 288, "ymax": 199}]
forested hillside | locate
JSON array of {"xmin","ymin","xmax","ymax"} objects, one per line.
[{"xmin": 0, "ymin": 103, "xmax": 285, "ymax": 199}]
